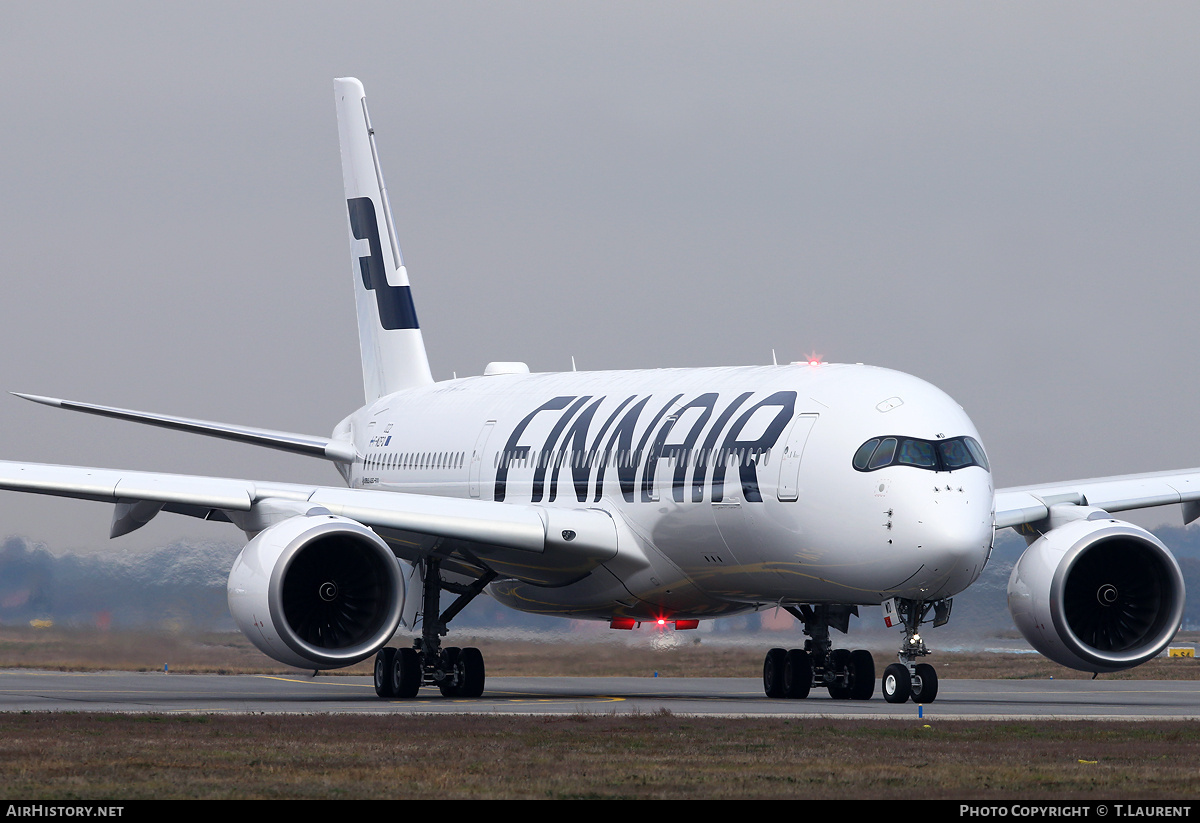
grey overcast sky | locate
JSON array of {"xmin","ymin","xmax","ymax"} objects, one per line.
[{"xmin": 1, "ymin": 2, "xmax": 1199, "ymax": 551}]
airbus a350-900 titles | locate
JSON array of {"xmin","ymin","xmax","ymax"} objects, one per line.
[{"xmin": 0, "ymin": 79, "xmax": 1188, "ymax": 703}]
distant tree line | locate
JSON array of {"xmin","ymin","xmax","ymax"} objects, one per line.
[{"xmin": 0, "ymin": 523, "xmax": 1196, "ymax": 636}]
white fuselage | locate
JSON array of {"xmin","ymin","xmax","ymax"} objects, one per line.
[{"xmin": 343, "ymin": 362, "xmax": 996, "ymax": 622}]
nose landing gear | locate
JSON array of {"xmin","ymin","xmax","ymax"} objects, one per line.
[{"xmin": 882, "ymin": 598, "xmax": 949, "ymax": 704}]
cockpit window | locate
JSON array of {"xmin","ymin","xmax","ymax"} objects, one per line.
[
  {"xmin": 867, "ymin": 437, "xmax": 897, "ymax": 470},
  {"xmin": 937, "ymin": 438, "xmax": 974, "ymax": 469},
  {"xmin": 963, "ymin": 437, "xmax": 989, "ymax": 469},
  {"xmin": 852, "ymin": 438, "xmax": 880, "ymax": 470},
  {"xmin": 852, "ymin": 435, "xmax": 988, "ymax": 473},
  {"xmin": 897, "ymin": 439, "xmax": 936, "ymax": 468}
]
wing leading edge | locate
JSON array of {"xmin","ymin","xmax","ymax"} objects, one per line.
[
  {"xmin": 995, "ymin": 467, "xmax": 1200, "ymax": 529},
  {"xmin": 0, "ymin": 460, "xmax": 630, "ymax": 586}
]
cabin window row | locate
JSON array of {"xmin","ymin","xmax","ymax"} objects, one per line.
[
  {"xmin": 365, "ymin": 451, "xmax": 466, "ymax": 471},
  {"xmin": 492, "ymin": 447, "xmax": 772, "ymax": 470}
]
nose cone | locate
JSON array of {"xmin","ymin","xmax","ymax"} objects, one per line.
[{"xmin": 893, "ymin": 470, "xmax": 994, "ymax": 599}]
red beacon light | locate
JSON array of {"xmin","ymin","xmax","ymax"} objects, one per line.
[{"xmin": 790, "ymin": 352, "xmax": 824, "ymax": 367}]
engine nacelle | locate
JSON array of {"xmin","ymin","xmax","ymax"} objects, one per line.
[
  {"xmin": 227, "ymin": 514, "xmax": 405, "ymax": 669},
  {"xmin": 1008, "ymin": 517, "xmax": 1185, "ymax": 672}
]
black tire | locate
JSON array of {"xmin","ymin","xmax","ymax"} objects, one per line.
[
  {"xmin": 911, "ymin": 663, "xmax": 939, "ymax": 704},
  {"xmin": 882, "ymin": 663, "xmax": 911, "ymax": 704},
  {"xmin": 458, "ymin": 647, "xmax": 485, "ymax": 698},
  {"xmin": 827, "ymin": 648, "xmax": 851, "ymax": 699},
  {"xmin": 763, "ymin": 648, "xmax": 787, "ymax": 698},
  {"xmin": 849, "ymin": 649, "xmax": 876, "ymax": 700},
  {"xmin": 392, "ymin": 647, "xmax": 422, "ymax": 698},
  {"xmin": 438, "ymin": 647, "xmax": 462, "ymax": 697},
  {"xmin": 373, "ymin": 647, "xmax": 396, "ymax": 698},
  {"xmin": 783, "ymin": 649, "xmax": 812, "ymax": 699}
]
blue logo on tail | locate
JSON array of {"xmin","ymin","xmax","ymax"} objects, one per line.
[{"xmin": 347, "ymin": 197, "xmax": 419, "ymax": 330}]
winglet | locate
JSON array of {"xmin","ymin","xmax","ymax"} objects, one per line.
[
  {"xmin": 11, "ymin": 392, "xmax": 62, "ymax": 408},
  {"xmin": 12, "ymin": 393, "xmax": 357, "ymax": 464}
]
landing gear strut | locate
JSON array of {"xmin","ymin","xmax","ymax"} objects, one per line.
[
  {"xmin": 373, "ymin": 556, "xmax": 495, "ymax": 699},
  {"xmin": 882, "ymin": 598, "xmax": 949, "ymax": 704},
  {"xmin": 762, "ymin": 605, "xmax": 875, "ymax": 700}
]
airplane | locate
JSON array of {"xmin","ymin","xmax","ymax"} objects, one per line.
[{"xmin": 0, "ymin": 77, "xmax": 1189, "ymax": 704}]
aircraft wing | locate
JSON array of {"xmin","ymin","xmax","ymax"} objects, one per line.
[
  {"xmin": 0, "ymin": 460, "xmax": 625, "ymax": 586},
  {"xmin": 994, "ymin": 468, "xmax": 1200, "ymax": 529},
  {"xmin": 10, "ymin": 393, "xmax": 357, "ymax": 464}
]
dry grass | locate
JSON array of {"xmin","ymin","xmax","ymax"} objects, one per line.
[
  {"xmin": 2, "ymin": 627, "xmax": 1199, "ymax": 799},
  {"xmin": 0, "ymin": 714, "xmax": 1196, "ymax": 799},
  {"xmin": 0, "ymin": 626, "xmax": 287, "ymax": 674},
  {"xmin": 1, "ymin": 625, "xmax": 1197, "ymax": 680},
  {"xmin": 913, "ymin": 649, "xmax": 1200, "ymax": 681}
]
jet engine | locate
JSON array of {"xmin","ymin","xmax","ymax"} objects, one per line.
[
  {"xmin": 1008, "ymin": 516, "xmax": 1185, "ymax": 672},
  {"xmin": 227, "ymin": 514, "xmax": 405, "ymax": 669}
]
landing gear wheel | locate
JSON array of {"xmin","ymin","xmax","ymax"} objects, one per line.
[
  {"xmin": 848, "ymin": 649, "xmax": 876, "ymax": 700},
  {"xmin": 374, "ymin": 647, "xmax": 396, "ymax": 698},
  {"xmin": 827, "ymin": 649, "xmax": 851, "ymax": 699},
  {"xmin": 783, "ymin": 650, "xmax": 812, "ymax": 699},
  {"xmin": 458, "ymin": 647, "xmax": 485, "ymax": 698},
  {"xmin": 392, "ymin": 647, "xmax": 422, "ymax": 698},
  {"xmin": 911, "ymin": 663, "xmax": 939, "ymax": 704},
  {"xmin": 438, "ymin": 647, "xmax": 462, "ymax": 697},
  {"xmin": 882, "ymin": 663, "xmax": 911, "ymax": 704},
  {"xmin": 763, "ymin": 648, "xmax": 787, "ymax": 698}
]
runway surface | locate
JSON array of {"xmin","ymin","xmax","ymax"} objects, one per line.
[{"xmin": 0, "ymin": 670, "xmax": 1197, "ymax": 718}]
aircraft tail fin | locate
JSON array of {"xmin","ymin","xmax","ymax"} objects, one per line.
[{"xmin": 335, "ymin": 77, "xmax": 434, "ymax": 401}]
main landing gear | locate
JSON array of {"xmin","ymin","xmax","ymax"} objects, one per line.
[
  {"xmin": 762, "ymin": 605, "xmax": 875, "ymax": 701},
  {"xmin": 761, "ymin": 599, "xmax": 950, "ymax": 703},
  {"xmin": 373, "ymin": 557, "xmax": 496, "ymax": 699},
  {"xmin": 880, "ymin": 598, "xmax": 949, "ymax": 705}
]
